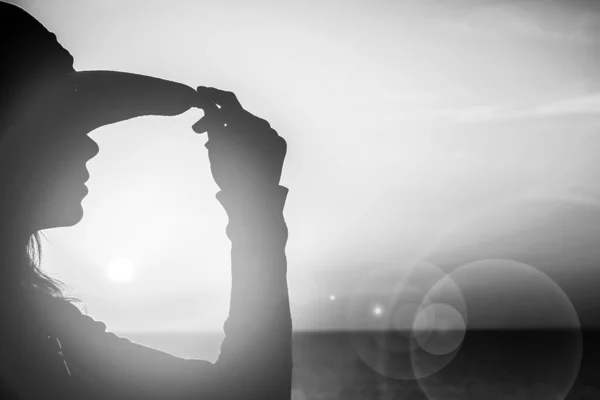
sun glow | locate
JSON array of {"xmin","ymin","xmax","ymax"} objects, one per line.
[{"xmin": 106, "ymin": 256, "xmax": 136, "ymax": 283}]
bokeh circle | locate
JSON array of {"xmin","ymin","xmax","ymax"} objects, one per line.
[
  {"xmin": 414, "ymin": 259, "xmax": 582, "ymax": 400},
  {"xmin": 413, "ymin": 303, "xmax": 466, "ymax": 356},
  {"xmin": 344, "ymin": 260, "xmax": 468, "ymax": 380}
]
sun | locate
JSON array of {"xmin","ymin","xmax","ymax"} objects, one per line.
[
  {"xmin": 106, "ymin": 256, "xmax": 136, "ymax": 283},
  {"xmin": 373, "ymin": 305, "xmax": 383, "ymax": 317}
]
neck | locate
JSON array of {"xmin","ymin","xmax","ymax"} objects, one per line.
[
  {"xmin": 0, "ymin": 199, "xmax": 34, "ymax": 248},
  {"xmin": 0, "ymin": 219, "xmax": 33, "ymax": 289},
  {"xmin": 0, "ymin": 224, "xmax": 32, "ymax": 252}
]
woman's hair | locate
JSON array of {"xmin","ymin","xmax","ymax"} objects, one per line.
[
  {"xmin": 0, "ymin": 2, "xmax": 75, "ymax": 135},
  {"xmin": 27, "ymin": 232, "xmax": 78, "ymax": 302},
  {"xmin": 1, "ymin": 2, "xmax": 79, "ymax": 304},
  {"xmin": 0, "ymin": 232, "xmax": 79, "ymax": 304}
]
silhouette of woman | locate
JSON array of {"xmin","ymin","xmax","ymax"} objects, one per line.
[{"xmin": 0, "ymin": 3, "xmax": 292, "ymax": 399}]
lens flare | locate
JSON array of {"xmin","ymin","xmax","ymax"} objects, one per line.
[
  {"xmin": 344, "ymin": 261, "xmax": 466, "ymax": 381},
  {"xmin": 413, "ymin": 303, "xmax": 465, "ymax": 356},
  {"xmin": 414, "ymin": 259, "xmax": 582, "ymax": 400}
]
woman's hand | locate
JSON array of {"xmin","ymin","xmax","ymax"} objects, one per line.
[{"xmin": 192, "ymin": 87, "xmax": 287, "ymax": 194}]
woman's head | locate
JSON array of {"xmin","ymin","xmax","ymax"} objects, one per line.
[
  {"xmin": 0, "ymin": 2, "xmax": 75, "ymax": 126},
  {"xmin": 1, "ymin": 2, "xmax": 99, "ymax": 238},
  {"xmin": 0, "ymin": 3, "xmax": 199, "ymax": 298},
  {"xmin": 1, "ymin": 2, "xmax": 98, "ymax": 299}
]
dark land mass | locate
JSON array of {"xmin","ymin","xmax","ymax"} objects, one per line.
[
  {"xmin": 291, "ymin": 329, "xmax": 598, "ymax": 399},
  {"xmin": 127, "ymin": 329, "xmax": 600, "ymax": 399}
]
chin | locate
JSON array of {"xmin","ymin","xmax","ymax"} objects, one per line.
[
  {"xmin": 57, "ymin": 203, "xmax": 85, "ymax": 228},
  {"xmin": 28, "ymin": 184, "xmax": 88, "ymax": 231},
  {"xmin": 37, "ymin": 201, "xmax": 84, "ymax": 230}
]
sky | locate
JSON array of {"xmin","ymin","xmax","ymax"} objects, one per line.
[{"xmin": 9, "ymin": 0, "xmax": 600, "ymax": 332}]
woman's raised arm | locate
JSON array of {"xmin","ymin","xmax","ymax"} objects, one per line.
[
  {"xmin": 195, "ymin": 86, "xmax": 293, "ymax": 399},
  {"xmin": 27, "ymin": 70, "xmax": 201, "ymax": 134}
]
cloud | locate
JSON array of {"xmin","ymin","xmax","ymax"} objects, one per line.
[
  {"xmin": 394, "ymin": 93, "xmax": 600, "ymax": 123},
  {"xmin": 532, "ymin": 94, "xmax": 600, "ymax": 116},
  {"xmin": 439, "ymin": 0, "xmax": 600, "ymax": 44},
  {"xmin": 472, "ymin": 93, "xmax": 600, "ymax": 121}
]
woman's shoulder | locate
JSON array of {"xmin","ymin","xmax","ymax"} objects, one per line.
[
  {"xmin": 37, "ymin": 294, "xmax": 81, "ymax": 319},
  {"xmin": 41, "ymin": 297, "xmax": 219, "ymax": 393},
  {"xmin": 35, "ymin": 295, "xmax": 107, "ymax": 339}
]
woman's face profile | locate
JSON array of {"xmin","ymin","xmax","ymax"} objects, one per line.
[
  {"xmin": 0, "ymin": 84, "xmax": 100, "ymax": 234},
  {"xmin": 0, "ymin": 2, "xmax": 99, "ymax": 236}
]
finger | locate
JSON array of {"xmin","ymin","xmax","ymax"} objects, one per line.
[
  {"xmin": 192, "ymin": 117, "xmax": 210, "ymax": 134},
  {"xmin": 199, "ymin": 86, "xmax": 242, "ymax": 114},
  {"xmin": 192, "ymin": 114, "xmax": 225, "ymax": 134},
  {"xmin": 195, "ymin": 90, "xmax": 220, "ymax": 114},
  {"xmin": 192, "ymin": 95, "xmax": 223, "ymax": 134},
  {"xmin": 195, "ymin": 86, "xmax": 219, "ymax": 107},
  {"xmin": 197, "ymin": 86, "xmax": 271, "ymax": 134}
]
